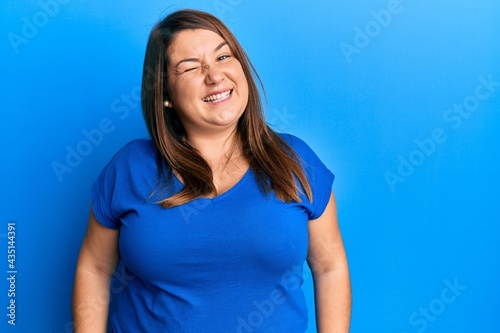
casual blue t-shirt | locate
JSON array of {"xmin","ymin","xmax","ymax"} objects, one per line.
[{"xmin": 91, "ymin": 133, "xmax": 334, "ymax": 333}]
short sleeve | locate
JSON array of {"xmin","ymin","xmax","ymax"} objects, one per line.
[
  {"xmin": 282, "ymin": 134, "xmax": 335, "ymax": 220},
  {"xmin": 91, "ymin": 149, "xmax": 125, "ymax": 229},
  {"xmin": 91, "ymin": 141, "xmax": 144, "ymax": 229}
]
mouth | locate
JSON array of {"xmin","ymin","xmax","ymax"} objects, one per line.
[{"xmin": 202, "ymin": 89, "xmax": 233, "ymax": 103}]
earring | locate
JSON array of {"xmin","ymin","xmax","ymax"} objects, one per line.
[{"xmin": 163, "ymin": 100, "xmax": 171, "ymax": 108}]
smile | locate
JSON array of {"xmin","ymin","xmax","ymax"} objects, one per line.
[{"xmin": 202, "ymin": 89, "xmax": 233, "ymax": 103}]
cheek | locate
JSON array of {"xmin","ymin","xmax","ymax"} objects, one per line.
[
  {"xmin": 240, "ymin": 75, "xmax": 249, "ymax": 102},
  {"xmin": 234, "ymin": 67, "xmax": 249, "ymax": 97},
  {"xmin": 168, "ymin": 77, "xmax": 195, "ymax": 103}
]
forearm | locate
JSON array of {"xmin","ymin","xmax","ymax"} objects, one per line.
[
  {"xmin": 72, "ymin": 267, "xmax": 112, "ymax": 333},
  {"xmin": 313, "ymin": 267, "xmax": 351, "ymax": 333}
]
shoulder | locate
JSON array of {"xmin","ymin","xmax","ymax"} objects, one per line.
[
  {"xmin": 277, "ymin": 133, "xmax": 334, "ymax": 217},
  {"xmin": 91, "ymin": 138, "xmax": 157, "ymax": 228},
  {"xmin": 277, "ymin": 132, "xmax": 334, "ymax": 178},
  {"xmin": 277, "ymin": 133, "xmax": 318, "ymax": 161},
  {"xmin": 92, "ymin": 138, "xmax": 159, "ymax": 196},
  {"xmin": 112, "ymin": 138, "xmax": 156, "ymax": 161},
  {"xmin": 119, "ymin": 138, "xmax": 156, "ymax": 156},
  {"xmin": 103, "ymin": 138, "xmax": 157, "ymax": 173}
]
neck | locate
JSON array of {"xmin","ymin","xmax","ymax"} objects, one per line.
[{"xmin": 185, "ymin": 127, "xmax": 241, "ymax": 164}]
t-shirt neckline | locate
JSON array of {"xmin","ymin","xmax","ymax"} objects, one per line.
[{"xmin": 172, "ymin": 167, "xmax": 252, "ymax": 203}]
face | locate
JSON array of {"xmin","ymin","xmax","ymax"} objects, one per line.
[{"xmin": 166, "ymin": 29, "xmax": 249, "ymax": 137}]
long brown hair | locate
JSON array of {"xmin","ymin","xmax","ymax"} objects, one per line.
[{"xmin": 141, "ymin": 9, "xmax": 312, "ymax": 207}]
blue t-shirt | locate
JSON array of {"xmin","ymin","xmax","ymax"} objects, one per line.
[{"xmin": 91, "ymin": 134, "xmax": 334, "ymax": 333}]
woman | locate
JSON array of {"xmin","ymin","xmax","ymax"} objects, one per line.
[{"xmin": 73, "ymin": 9, "xmax": 351, "ymax": 333}]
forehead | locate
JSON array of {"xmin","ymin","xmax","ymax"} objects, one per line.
[{"xmin": 168, "ymin": 29, "xmax": 227, "ymax": 59}]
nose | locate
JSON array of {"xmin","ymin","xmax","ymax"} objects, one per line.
[{"xmin": 203, "ymin": 65, "xmax": 224, "ymax": 85}]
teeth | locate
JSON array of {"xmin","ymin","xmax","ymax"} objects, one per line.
[{"xmin": 203, "ymin": 90, "xmax": 231, "ymax": 103}]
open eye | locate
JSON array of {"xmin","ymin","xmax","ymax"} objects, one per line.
[{"xmin": 217, "ymin": 55, "xmax": 230, "ymax": 61}]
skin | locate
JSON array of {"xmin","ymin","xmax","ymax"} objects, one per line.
[
  {"xmin": 72, "ymin": 209, "xmax": 119, "ymax": 332},
  {"xmin": 167, "ymin": 29, "xmax": 249, "ymax": 141},
  {"xmin": 308, "ymin": 192, "xmax": 352, "ymax": 332},
  {"xmin": 72, "ymin": 28, "xmax": 351, "ymax": 332},
  {"xmin": 167, "ymin": 29, "xmax": 251, "ymax": 192}
]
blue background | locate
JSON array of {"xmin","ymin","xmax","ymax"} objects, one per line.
[{"xmin": 1, "ymin": 0, "xmax": 499, "ymax": 332}]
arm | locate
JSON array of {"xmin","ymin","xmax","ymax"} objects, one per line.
[
  {"xmin": 307, "ymin": 191, "xmax": 351, "ymax": 333},
  {"xmin": 72, "ymin": 207, "xmax": 120, "ymax": 333}
]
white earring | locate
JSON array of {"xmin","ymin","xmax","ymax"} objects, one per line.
[{"xmin": 163, "ymin": 100, "xmax": 171, "ymax": 108}]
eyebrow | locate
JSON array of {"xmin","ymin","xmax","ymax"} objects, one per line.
[{"xmin": 174, "ymin": 41, "xmax": 228, "ymax": 68}]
